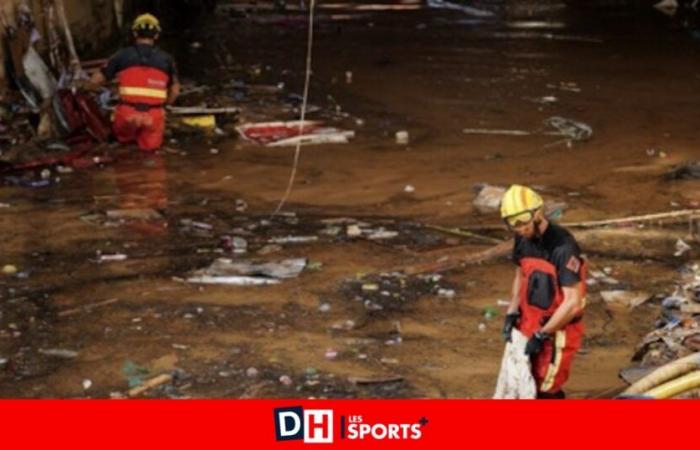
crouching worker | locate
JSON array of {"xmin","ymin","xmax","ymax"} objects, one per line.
[
  {"xmin": 90, "ymin": 13, "xmax": 180, "ymax": 151},
  {"xmin": 500, "ymin": 185, "xmax": 587, "ymax": 399}
]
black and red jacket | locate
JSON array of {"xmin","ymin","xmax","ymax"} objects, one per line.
[
  {"xmin": 103, "ymin": 44, "xmax": 177, "ymax": 106},
  {"xmin": 517, "ymin": 257, "xmax": 587, "ymax": 338}
]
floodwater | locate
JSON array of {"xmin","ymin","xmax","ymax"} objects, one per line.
[{"xmin": 0, "ymin": 0, "xmax": 698, "ymax": 397}]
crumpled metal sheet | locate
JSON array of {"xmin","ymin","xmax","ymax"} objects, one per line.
[{"xmin": 189, "ymin": 258, "xmax": 308, "ymax": 285}]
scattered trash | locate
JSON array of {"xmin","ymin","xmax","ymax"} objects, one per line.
[
  {"xmin": 437, "ymin": 288, "xmax": 456, "ymax": 299},
  {"xmin": 279, "ymin": 375, "xmax": 293, "ymax": 386},
  {"xmin": 427, "ymin": 0, "xmax": 495, "ymax": 17},
  {"xmin": 220, "ymin": 236, "xmax": 248, "ymax": 254},
  {"xmin": 235, "ymin": 199, "xmax": 248, "ymax": 213},
  {"xmin": 483, "ymin": 307, "xmax": 499, "ymax": 320},
  {"xmin": 97, "ymin": 253, "xmax": 127, "ymax": 263},
  {"xmin": 366, "ymin": 230, "xmax": 399, "ymax": 240},
  {"xmin": 128, "ymin": 373, "xmax": 173, "ymax": 397},
  {"xmin": 463, "ymin": 116, "xmax": 592, "ymax": 145},
  {"xmin": 666, "ymin": 162, "xmax": 700, "ymax": 180},
  {"xmin": 588, "ymin": 270, "xmax": 620, "ymax": 286},
  {"xmin": 186, "ymin": 275, "xmax": 275, "ymax": 286},
  {"xmin": 675, "ymin": 239, "xmax": 692, "ymax": 257},
  {"xmin": 188, "ymin": 258, "xmax": 307, "ymax": 286},
  {"xmin": 362, "ymin": 283, "xmax": 380, "ymax": 292},
  {"xmin": 347, "ymin": 224, "xmax": 362, "ymax": 237},
  {"xmin": 478, "ymin": 323, "xmax": 487, "ymax": 332},
  {"xmin": 38, "ymin": 348, "xmax": 78, "ymax": 359},
  {"xmin": 257, "ymin": 244, "xmax": 283, "ymax": 255},
  {"xmin": 246, "ymin": 367, "xmax": 259, "ymax": 378},
  {"xmin": 106, "ymin": 209, "xmax": 163, "ymax": 221},
  {"xmin": 404, "ymin": 184, "xmax": 415, "ymax": 193},
  {"xmin": 324, "ymin": 349, "xmax": 339, "ymax": 360},
  {"xmin": 546, "ymin": 202, "xmax": 568, "ymax": 221},
  {"xmin": 544, "ymin": 116, "xmax": 593, "ymax": 142},
  {"xmin": 307, "ymin": 261, "xmax": 324, "ymax": 271},
  {"xmin": 179, "ymin": 114, "xmax": 216, "ymax": 130},
  {"xmin": 600, "ymin": 290, "xmax": 652, "ymax": 308},
  {"xmin": 654, "ymin": 0, "xmax": 678, "ymax": 16},
  {"xmin": 319, "ymin": 303, "xmax": 331, "ymax": 313},
  {"xmin": 321, "ymin": 226, "xmax": 342, "ymax": 237},
  {"xmin": 488, "ymin": 31, "xmax": 603, "ymax": 43},
  {"xmin": 395, "ymin": 130, "xmax": 409, "ymax": 145},
  {"xmin": 2, "ymin": 265, "xmax": 18, "ymax": 275},
  {"xmin": 364, "ymin": 300, "xmax": 383, "ymax": 311},
  {"xmin": 334, "ymin": 319, "xmax": 357, "ymax": 332},
  {"xmin": 546, "ymin": 81, "xmax": 583, "ymax": 92},
  {"xmin": 58, "ymin": 298, "xmax": 119, "ymax": 317},
  {"xmin": 473, "ymin": 184, "xmax": 506, "ymax": 214},
  {"xmin": 237, "ymin": 121, "xmax": 354, "ymax": 146},
  {"xmin": 463, "ymin": 128, "xmax": 531, "ymax": 136},
  {"xmin": 268, "ymin": 236, "xmax": 318, "ymax": 244},
  {"xmin": 348, "ymin": 375, "xmax": 403, "ymax": 386},
  {"xmin": 529, "ymin": 95, "xmax": 558, "ymax": 104},
  {"xmin": 82, "ymin": 379, "xmax": 92, "ymax": 390},
  {"xmin": 180, "ymin": 219, "xmax": 213, "ymax": 231}
]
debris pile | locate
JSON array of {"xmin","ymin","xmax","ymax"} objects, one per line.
[{"xmin": 627, "ymin": 263, "xmax": 700, "ymax": 367}]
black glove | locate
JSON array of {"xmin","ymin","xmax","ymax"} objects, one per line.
[
  {"xmin": 524, "ymin": 331, "xmax": 550, "ymax": 357},
  {"xmin": 502, "ymin": 311, "xmax": 520, "ymax": 343}
]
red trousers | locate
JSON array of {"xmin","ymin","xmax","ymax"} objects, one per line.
[
  {"xmin": 113, "ymin": 104, "xmax": 165, "ymax": 151},
  {"xmin": 530, "ymin": 320, "xmax": 584, "ymax": 394}
]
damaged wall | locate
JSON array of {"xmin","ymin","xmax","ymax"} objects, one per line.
[{"xmin": 0, "ymin": 0, "xmax": 127, "ymax": 88}]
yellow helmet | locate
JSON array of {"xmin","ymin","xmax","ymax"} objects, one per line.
[
  {"xmin": 132, "ymin": 13, "xmax": 161, "ymax": 34},
  {"xmin": 500, "ymin": 185, "xmax": 544, "ymax": 226}
]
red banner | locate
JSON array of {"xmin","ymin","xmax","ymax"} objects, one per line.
[{"xmin": 0, "ymin": 400, "xmax": 697, "ymax": 448}]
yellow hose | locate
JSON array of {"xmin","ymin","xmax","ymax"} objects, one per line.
[
  {"xmin": 623, "ymin": 352, "xmax": 700, "ymax": 396},
  {"xmin": 644, "ymin": 371, "xmax": 700, "ymax": 399}
]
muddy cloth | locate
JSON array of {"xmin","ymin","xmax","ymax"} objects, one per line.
[
  {"xmin": 494, "ymin": 329, "xmax": 537, "ymax": 399},
  {"xmin": 512, "ymin": 223, "xmax": 582, "ymax": 287},
  {"xmin": 102, "ymin": 44, "xmax": 177, "ymax": 86}
]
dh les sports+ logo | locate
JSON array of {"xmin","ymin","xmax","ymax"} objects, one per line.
[{"xmin": 273, "ymin": 406, "xmax": 427, "ymax": 444}]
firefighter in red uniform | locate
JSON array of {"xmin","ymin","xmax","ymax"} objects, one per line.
[
  {"xmin": 90, "ymin": 14, "xmax": 180, "ymax": 151},
  {"xmin": 500, "ymin": 185, "xmax": 587, "ymax": 399}
]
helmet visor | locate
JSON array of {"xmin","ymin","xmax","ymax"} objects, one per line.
[{"xmin": 503, "ymin": 208, "xmax": 538, "ymax": 229}]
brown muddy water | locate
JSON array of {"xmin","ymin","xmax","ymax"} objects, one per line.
[{"xmin": 0, "ymin": 0, "xmax": 699, "ymax": 398}]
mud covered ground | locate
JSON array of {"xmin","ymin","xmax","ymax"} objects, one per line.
[{"xmin": 0, "ymin": 0, "xmax": 699, "ymax": 398}]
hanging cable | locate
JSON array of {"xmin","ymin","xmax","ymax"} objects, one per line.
[{"xmin": 272, "ymin": 0, "xmax": 316, "ymax": 216}]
